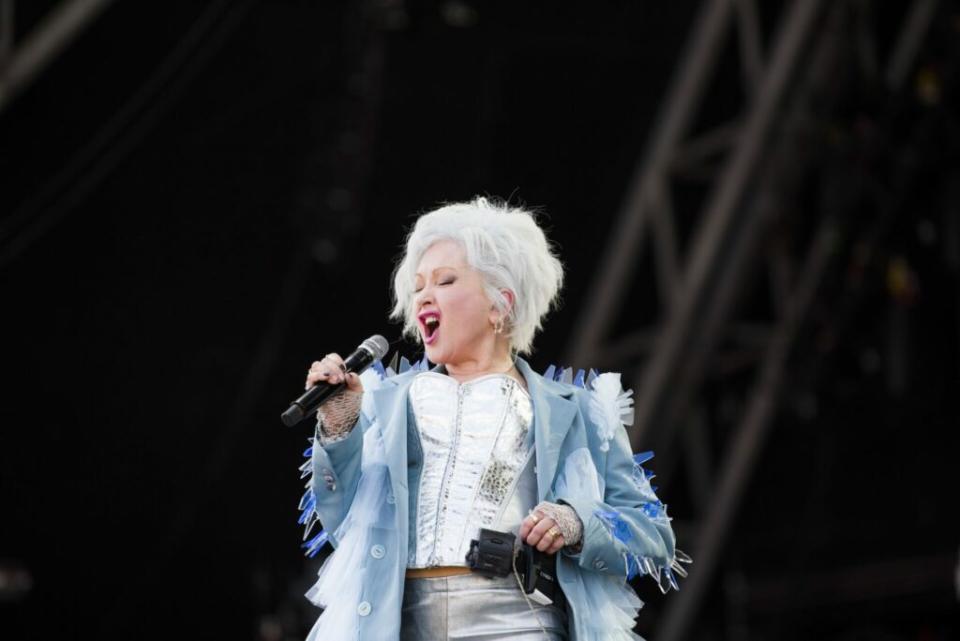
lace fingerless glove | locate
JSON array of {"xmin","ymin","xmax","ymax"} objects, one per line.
[
  {"xmin": 316, "ymin": 389, "xmax": 362, "ymax": 445},
  {"xmin": 534, "ymin": 500, "xmax": 584, "ymax": 550}
]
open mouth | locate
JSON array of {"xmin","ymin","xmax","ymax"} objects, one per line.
[{"xmin": 419, "ymin": 312, "xmax": 440, "ymax": 345}]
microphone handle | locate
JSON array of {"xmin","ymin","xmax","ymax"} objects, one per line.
[
  {"xmin": 281, "ymin": 380, "xmax": 346, "ymax": 427},
  {"xmin": 281, "ymin": 336, "xmax": 385, "ymax": 427}
]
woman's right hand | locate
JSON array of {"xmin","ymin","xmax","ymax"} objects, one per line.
[
  {"xmin": 306, "ymin": 353, "xmax": 364, "ymax": 439},
  {"xmin": 305, "ymin": 353, "xmax": 365, "ymax": 393}
]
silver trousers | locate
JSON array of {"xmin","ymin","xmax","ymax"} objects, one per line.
[{"xmin": 400, "ymin": 573, "xmax": 569, "ymax": 641}]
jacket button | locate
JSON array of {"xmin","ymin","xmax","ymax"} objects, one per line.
[
  {"xmin": 386, "ymin": 494, "xmax": 396, "ymax": 504},
  {"xmin": 593, "ymin": 560, "xmax": 606, "ymax": 570},
  {"xmin": 357, "ymin": 601, "xmax": 372, "ymax": 616},
  {"xmin": 370, "ymin": 544, "xmax": 385, "ymax": 559}
]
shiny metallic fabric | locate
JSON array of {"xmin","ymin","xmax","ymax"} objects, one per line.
[
  {"xmin": 409, "ymin": 373, "xmax": 535, "ymax": 568},
  {"xmin": 400, "ymin": 574, "xmax": 568, "ymax": 640}
]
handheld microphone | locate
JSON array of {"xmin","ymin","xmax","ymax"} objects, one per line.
[{"xmin": 281, "ymin": 334, "xmax": 389, "ymax": 427}]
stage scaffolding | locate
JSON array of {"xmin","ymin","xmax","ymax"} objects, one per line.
[{"xmin": 562, "ymin": 1, "xmax": 945, "ymax": 639}]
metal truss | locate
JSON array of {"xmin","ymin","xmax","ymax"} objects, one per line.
[
  {"xmin": 562, "ymin": 1, "xmax": 941, "ymax": 639},
  {"xmin": 0, "ymin": 0, "xmax": 114, "ymax": 114},
  {"xmin": 0, "ymin": 1, "xmax": 253, "ymax": 268}
]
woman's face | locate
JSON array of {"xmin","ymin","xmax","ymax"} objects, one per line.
[{"xmin": 413, "ymin": 239, "xmax": 499, "ymax": 366}]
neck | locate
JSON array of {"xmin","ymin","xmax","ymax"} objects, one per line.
[{"xmin": 443, "ymin": 338, "xmax": 515, "ymax": 382}]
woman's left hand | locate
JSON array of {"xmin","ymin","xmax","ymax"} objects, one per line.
[
  {"xmin": 521, "ymin": 501, "xmax": 584, "ymax": 556},
  {"xmin": 520, "ymin": 509, "xmax": 566, "ymax": 554}
]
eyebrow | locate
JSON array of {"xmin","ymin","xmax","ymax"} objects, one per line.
[{"xmin": 414, "ymin": 266, "xmax": 459, "ymax": 278}]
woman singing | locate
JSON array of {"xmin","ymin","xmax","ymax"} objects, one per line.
[{"xmin": 296, "ymin": 197, "xmax": 687, "ymax": 640}]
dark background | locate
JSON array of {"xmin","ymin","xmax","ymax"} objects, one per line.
[{"xmin": 2, "ymin": 2, "xmax": 958, "ymax": 640}]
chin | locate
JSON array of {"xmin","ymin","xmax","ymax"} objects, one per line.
[
  {"xmin": 422, "ymin": 343, "xmax": 442, "ymax": 365},
  {"xmin": 423, "ymin": 342, "xmax": 459, "ymax": 368}
]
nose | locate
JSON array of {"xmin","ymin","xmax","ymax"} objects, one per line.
[{"xmin": 414, "ymin": 284, "xmax": 434, "ymax": 310}]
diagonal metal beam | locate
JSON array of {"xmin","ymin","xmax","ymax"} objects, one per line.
[
  {"xmin": 565, "ymin": 0, "xmax": 736, "ymax": 367},
  {"xmin": 636, "ymin": 0, "xmax": 855, "ymax": 465},
  {"xmin": 0, "ymin": 0, "xmax": 114, "ymax": 114},
  {"xmin": 0, "ymin": 1, "xmax": 247, "ymax": 268},
  {"xmin": 629, "ymin": 0, "xmax": 825, "ymax": 449},
  {"xmin": 650, "ymin": 177, "xmax": 681, "ymax": 306},
  {"xmin": 885, "ymin": 0, "xmax": 939, "ymax": 91},
  {"xmin": 656, "ymin": 218, "xmax": 837, "ymax": 641}
]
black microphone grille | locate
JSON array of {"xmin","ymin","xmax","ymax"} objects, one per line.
[{"xmin": 360, "ymin": 335, "xmax": 389, "ymax": 361}]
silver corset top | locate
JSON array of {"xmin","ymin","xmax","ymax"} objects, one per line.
[{"xmin": 408, "ymin": 371, "xmax": 536, "ymax": 568}]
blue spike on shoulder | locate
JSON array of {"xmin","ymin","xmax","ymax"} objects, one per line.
[
  {"xmin": 586, "ymin": 368, "xmax": 599, "ymax": 388},
  {"xmin": 573, "ymin": 369, "xmax": 586, "ymax": 388},
  {"xmin": 543, "ymin": 364, "xmax": 556, "ymax": 380}
]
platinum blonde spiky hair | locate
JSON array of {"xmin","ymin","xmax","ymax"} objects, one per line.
[{"xmin": 390, "ymin": 197, "xmax": 564, "ymax": 355}]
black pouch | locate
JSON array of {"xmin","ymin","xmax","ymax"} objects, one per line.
[
  {"xmin": 465, "ymin": 528, "xmax": 516, "ymax": 577},
  {"xmin": 466, "ymin": 528, "xmax": 567, "ymax": 610}
]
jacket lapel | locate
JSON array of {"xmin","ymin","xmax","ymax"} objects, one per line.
[
  {"xmin": 516, "ymin": 358, "xmax": 578, "ymax": 501},
  {"xmin": 372, "ymin": 376, "xmax": 415, "ymax": 502}
]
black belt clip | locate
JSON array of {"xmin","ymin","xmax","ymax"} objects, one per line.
[{"xmin": 515, "ymin": 541, "xmax": 566, "ymax": 610}]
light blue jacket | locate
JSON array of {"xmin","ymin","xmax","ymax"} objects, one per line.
[{"xmin": 304, "ymin": 357, "xmax": 678, "ymax": 640}]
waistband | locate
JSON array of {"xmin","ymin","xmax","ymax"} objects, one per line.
[{"xmin": 406, "ymin": 566, "xmax": 474, "ymax": 579}]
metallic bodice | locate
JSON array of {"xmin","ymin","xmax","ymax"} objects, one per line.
[{"xmin": 408, "ymin": 371, "xmax": 535, "ymax": 568}]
